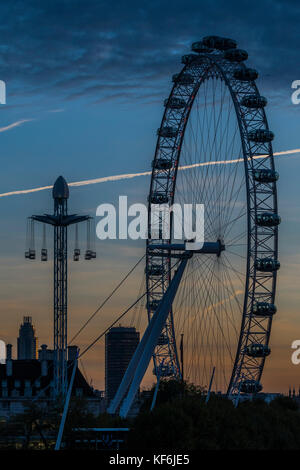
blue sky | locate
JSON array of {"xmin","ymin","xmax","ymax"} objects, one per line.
[{"xmin": 0, "ymin": 0, "xmax": 300, "ymax": 392}]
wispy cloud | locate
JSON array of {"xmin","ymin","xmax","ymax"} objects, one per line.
[
  {"xmin": 48, "ymin": 109, "xmax": 64, "ymax": 113},
  {"xmin": 0, "ymin": 148, "xmax": 299, "ymax": 199},
  {"xmin": 0, "ymin": 118, "xmax": 35, "ymax": 133}
]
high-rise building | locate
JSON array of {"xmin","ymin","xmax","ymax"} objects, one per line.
[
  {"xmin": 105, "ymin": 326, "xmax": 139, "ymax": 405},
  {"xmin": 17, "ymin": 316, "xmax": 38, "ymax": 360}
]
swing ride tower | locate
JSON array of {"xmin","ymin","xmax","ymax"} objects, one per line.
[{"xmin": 26, "ymin": 176, "xmax": 95, "ymax": 398}]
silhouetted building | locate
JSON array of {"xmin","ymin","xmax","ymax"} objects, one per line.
[
  {"xmin": 17, "ymin": 316, "xmax": 38, "ymax": 360},
  {"xmin": 0, "ymin": 344, "xmax": 105, "ymax": 418},
  {"xmin": 105, "ymin": 326, "xmax": 139, "ymax": 405}
]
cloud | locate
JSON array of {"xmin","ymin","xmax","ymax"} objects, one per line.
[
  {"xmin": 0, "ymin": 118, "xmax": 34, "ymax": 133},
  {"xmin": 48, "ymin": 108, "xmax": 64, "ymax": 113},
  {"xmin": 0, "ymin": 0, "xmax": 298, "ymax": 105}
]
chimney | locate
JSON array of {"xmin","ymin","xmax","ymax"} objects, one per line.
[
  {"xmin": 6, "ymin": 344, "xmax": 12, "ymax": 376},
  {"xmin": 40, "ymin": 344, "xmax": 48, "ymax": 376}
]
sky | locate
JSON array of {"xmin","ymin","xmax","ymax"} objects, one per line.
[{"xmin": 0, "ymin": 0, "xmax": 300, "ymax": 394}]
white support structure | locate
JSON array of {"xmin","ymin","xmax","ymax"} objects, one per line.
[
  {"xmin": 150, "ymin": 360, "xmax": 165, "ymax": 412},
  {"xmin": 205, "ymin": 366, "xmax": 215, "ymax": 404},
  {"xmin": 107, "ymin": 307, "xmax": 158, "ymax": 413},
  {"xmin": 55, "ymin": 348, "xmax": 79, "ymax": 450},
  {"xmin": 108, "ymin": 256, "xmax": 189, "ymax": 418}
]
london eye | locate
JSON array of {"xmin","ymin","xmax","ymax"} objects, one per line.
[{"xmin": 145, "ymin": 35, "xmax": 280, "ymax": 397}]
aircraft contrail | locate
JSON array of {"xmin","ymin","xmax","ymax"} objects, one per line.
[
  {"xmin": 0, "ymin": 148, "xmax": 299, "ymax": 199},
  {"xmin": 0, "ymin": 119, "xmax": 35, "ymax": 133}
]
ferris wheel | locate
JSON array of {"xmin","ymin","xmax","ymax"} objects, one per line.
[
  {"xmin": 108, "ymin": 36, "xmax": 280, "ymax": 417},
  {"xmin": 145, "ymin": 35, "xmax": 280, "ymax": 396}
]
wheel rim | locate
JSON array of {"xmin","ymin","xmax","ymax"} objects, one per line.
[{"xmin": 146, "ymin": 40, "xmax": 279, "ymax": 395}]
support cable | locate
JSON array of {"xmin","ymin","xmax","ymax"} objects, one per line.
[
  {"xmin": 29, "ymin": 254, "xmax": 147, "ymax": 401},
  {"xmin": 31, "ymin": 218, "xmax": 35, "ymax": 250},
  {"xmin": 26, "ymin": 218, "xmax": 30, "ymax": 250},
  {"xmin": 42, "ymin": 224, "xmax": 46, "ymax": 250},
  {"xmin": 69, "ymin": 253, "xmax": 146, "ymax": 344},
  {"xmin": 78, "ymin": 258, "xmax": 181, "ymax": 359},
  {"xmin": 75, "ymin": 224, "xmax": 79, "ymax": 250},
  {"xmin": 28, "ymin": 255, "xmax": 180, "ymax": 404}
]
